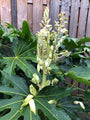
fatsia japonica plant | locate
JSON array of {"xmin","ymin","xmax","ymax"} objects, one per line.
[{"xmin": 0, "ymin": 7, "xmax": 90, "ymax": 120}]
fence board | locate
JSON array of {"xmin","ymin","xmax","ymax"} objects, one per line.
[
  {"xmin": 33, "ymin": 0, "xmax": 43, "ymax": 33},
  {"xmin": 86, "ymin": 6, "xmax": 90, "ymax": 36},
  {"xmin": 27, "ymin": 2, "xmax": 33, "ymax": 32},
  {"xmin": 43, "ymin": 0, "xmax": 47, "ymax": 5},
  {"xmin": 43, "ymin": 0, "xmax": 50, "ymax": 15},
  {"xmin": 50, "ymin": 0, "xmax": 60, "ymax": 29},
  {"xmin": 69, "ymin": 0, "xmax": 80, "ymax": 38},
  {"xmin": 17, "ymin": 0, "xmax": 27, "ymax": 29},
  {"xmin": 61, "ymin": 0, "xmax": 71, "ymax": 29},
  {"xmin": 78, "ymin": 0, "xmax": 89, "ymax": 38},
  {"xmin": 1, "ymin": 0, "xmax": 11, "ymax": 25},
  {"xmin": 47, "ymin": 0, "xmax": 50, "ymax": 8}
]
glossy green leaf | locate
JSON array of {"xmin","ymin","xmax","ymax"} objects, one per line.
[
  {"xmin": 1, "ymin": 38, "xmax": 37, "ymax": 78},
  {"xmin": 77, "ymin": 37, "xmax": 90, "ymax": 46},
  {"xmin": 84, "ymin": 90, "xmax": 90, "ymax": 101},
  {"xmin": 65, "ymin": 70, "xmax": 90, "ymax": 87},
  {"xmin": 62, "ymin": 37, "xmax": 78, "ymax": 50},
  {"xmin": 35, "ymin": 97, "xmax": 71, "ymax": 120},
  {"xmin": 0, "ymin": 72, "xmax": 41, "ymax": 120},
  {"xmin": 37, "ymin": 86, "xmax": 73, "ymax": 100},
  {"xmin": 58, "ymin": 96, "xmax": 83, "ymax": 120},
  {"xmin": 0, "ymin": 73, "xmax": 72, "ymax": 120},
  {"xmin": 22, "ymin": 20, "xmax": 33, "ymax": 42},
  {"xmin": 65, "ymin": 59, "xmax": 90, "ymax": 86}
]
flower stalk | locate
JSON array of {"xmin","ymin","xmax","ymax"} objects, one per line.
[{"xmin": 36, "ymin": 7, "xmax": 69, "ymax": 88}]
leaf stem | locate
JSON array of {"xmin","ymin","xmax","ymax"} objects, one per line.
[
  {"xmin": 66, "ymin": 82, "xmax": 86, "ymax": 91},
  {"xmin": 70, "ymin": 81, "xmax": 77, "ymax": 89},
  {"xmin": 42, "ymin": 65, "xmax": 46, "ymax": 87}
]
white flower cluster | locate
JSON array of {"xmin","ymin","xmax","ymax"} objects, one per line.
[{"xmin": 37, "ymin": 7, "xmax": 69, "ymax": 78}]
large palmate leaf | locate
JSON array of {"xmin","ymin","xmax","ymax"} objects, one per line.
[
  {"xmin": 1, "ymin": 38, "xmax": 37, "ymax": 78},
  {"xmin": 35, "ymin": 98, "xmax": 71, "ymax": 120},
  {"xmin": 0, "ymin": 72, "xmax": 73, "ymax": 120},
  {"xmin": 0, "ymin": 72, "xmax": 41, "ymax": 120},
  {"xmin": 37, "ymin": 86, "xmax": 73, "ymax": 100},
  {"xmin": 0, "ymin": 21, "xmax": 37, "ymax": 78},
  {"xmin": 58, "ymin": 96, "xmax": 84, "ymax": 120},
  {"xmin": 65, "ymin": 60, "xmax": 90, "ymax": 86}
]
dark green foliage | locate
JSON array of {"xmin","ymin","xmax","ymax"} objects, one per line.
[{"xmin": 0, "ymin": 21, "xmax": 90, "ymax": 120}]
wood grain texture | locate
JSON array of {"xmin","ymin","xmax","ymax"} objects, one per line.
[
  {"xmin": 17, "ymin": 0, "xmax": 27, "ymax": 29},
  {"xmin": 78, "ymin": 0, "xmax": 89, "ymax": 38},
  {"xmin": 69, "ymin": 0, "xmax": 80, "ymax": 38},
  {"xmin": 49, "ymin": 0, "xmax": 60, "ymax": 29},
  {"xmin": 27, "ymin": 3, "xmax": 33, "ymax": 32},
  {"xmin": 47, "ymin": 0, "xmax": 50, "ymax": 8},
  {"xmin": 43, "ymin": 0, "xmax": 47, "ymax": 5},
  {"xmin": 61, "ymin": 0, "xmax": 71, "ymax": 29},
  {"xmin": 33, "ymin": 0, "xmax": 43, "ymax": 34},
  {"xmin": 86, "ymin": 6, "xmax": 90, "ymax": 36},
  {"xmin": 1, "ymin": 0, "xmax": 11, "ymax": 25}
]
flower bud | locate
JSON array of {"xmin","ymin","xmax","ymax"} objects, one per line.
[
  {"xmin": 49, "ymin": 53, "xmax": 52, "ymax": 59},
  {"xmin": 31, "ymin": 78, "xmax": 37, "ymax": 84},
  {"xmin": 45, "ymin": 60, "xmax": 49, "ymax": 67},
  {"xmin": 21, "ymin": 94, "xmax": 33, "ymax": 109},
  {"xmin": 46, "ymin": 80, "xmax": 51, "ymax": 86},
  {"xmin": 74, "ymin": 101, "xmax": 85, "ymax": 110},
  {"xmin": 48, "ymin": 100, "xmax": 57, "ymax": 105},
  {"xmin": 51, "ymin": 45, "xmax": 54, "ymax": 51},
  {"xmin": 61, "ymin": 28, "xmax": 68, "ymax": 34},
  {"xmin": 30, "ymin": 84, "xmax": 37, "ymax": 96},
  {"xmin": 52, "ymin": 78, "xmax": 59, "ymax": 85},
  {"xmin": 33, "ymin": 73, "xmax": 40, "ymax": 84},
  {"xmin": 29, "ymin": 99, "xmax": 36, "ymax": 115}
]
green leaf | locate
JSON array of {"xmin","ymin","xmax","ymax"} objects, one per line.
[
  {"xmin": 84, "ymin": 90, "xmax": 90, "ymax": 101},
  {"xmin": 1, "ymin": 38, "xmax": 37, "ymax": 78},
  {"xmin": 77, "ymin": 37, "xmax": 90, "ymax": 46},
  {"xmin": 58, "ymin": 96, "xmax": 83, "ymax": 120},
  {"xmin": 34, "ymin": 85, "xmax": 73, "ymax": 120},
  {"xmin": 35, "ymin": 97, "xmax": 71, "ymax": 120},
  {"xmin": 65, "ymin": 70, "xmax": 90, "ymax": 87},
  {"xmin": 22, "ymin": 20, "xmax": 33, "ymax": 42},
  {"xmin": 36, "ymin": 86, "xmax": 73, "ymax": 100},
  {"xmin": 0, "ymin": 73, "xmax": 72, "ymax": 120},
  {"xmin": 0, "ymin": 25, "xmax": 4, "ymax": 37},
  {"xmin": 65, "ymin": 59, "xmax": 90, "ymax": 86},
  {"xmin": 0, "ymin": 72, "xmax": 41, "ymax": 120},
  {"xmin": 62, "ymin": 37, "xmax": 78, "ymax": 50},
  {"xmin": 0, "ymin": 72, "xmax": 27, "ymax": 120}
]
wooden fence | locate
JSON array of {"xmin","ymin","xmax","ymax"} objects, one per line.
[
  {"xmin": 0, "ymin": 0, "xmax": 90, "ymax": 37},
  {"xmin": 0, "ymin": 0, "xmax": 90, "ymax": 92}
]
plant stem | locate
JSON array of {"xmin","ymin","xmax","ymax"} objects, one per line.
[
  {"xmin": 66, "ymin": 82, "xmax": 86, "ymax": 91},
  {"xmin": 76, "ymin": 87, "xmax": 85, "ymax": 91},
  {"xmin": 42, "ymin": 65, "xmax": 46, "ymax": 87},
  {"xmin": 70, "ymin": 81, "xmax": 77, "ymax": 89}
]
